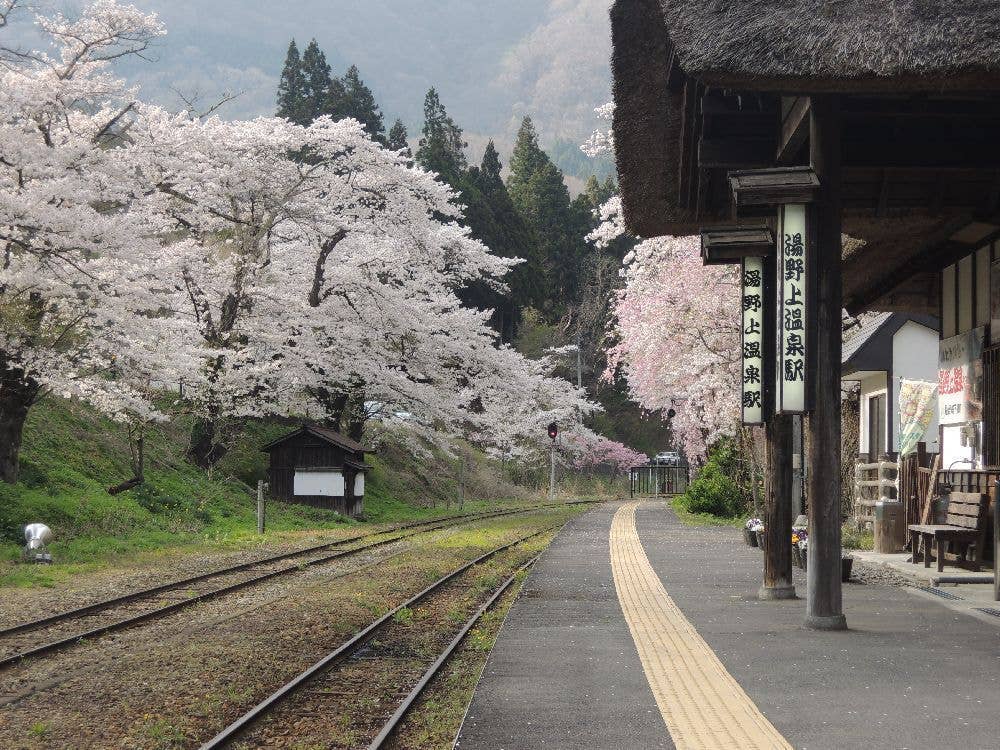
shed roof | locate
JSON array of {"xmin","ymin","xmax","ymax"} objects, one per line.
[{"xmin": 261, "ymin": 425, "xmax": 366, "ymax": 454}]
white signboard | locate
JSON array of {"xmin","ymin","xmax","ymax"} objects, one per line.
[
  {"xmin": 938, "ymin": 327, "xmax": 984, "ymax": 425},
  {"xmin": 353, "ymin": 472, "xmax": 365, "ymax": 497},
  {"xmin": 741, "ymin": 256, "xmax": 765, "ymax": 424},
  {"xmin": 294, "ymin": 469, "xmax": 345, "ymax": 497},
  {"xmin": 777, "ymin": 204, "xmax": 808, "ymax": 413}
]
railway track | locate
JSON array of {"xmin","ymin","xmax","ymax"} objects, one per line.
[
  {"xmin": 199, "ymin": 524, "xmax": 554, "ymax": 749},
  {"xmin": 0, "ymin": 503, "xmax": 589, "ymax": 669}
]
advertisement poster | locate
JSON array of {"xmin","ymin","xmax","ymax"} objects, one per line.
[
  {"xmin": 898, "ymin": 379, "xmax": 937, "ymax": 456},
  {"xmin": 938, "ymin": 327, "xmax": 985, "ymax": 425}
]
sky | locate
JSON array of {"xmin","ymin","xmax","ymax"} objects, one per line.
[{"xmin": 6, "ymin": 0, "xmax": 614, "ymax": 174}]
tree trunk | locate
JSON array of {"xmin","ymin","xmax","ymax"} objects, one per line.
[
  {"xmin": 108, "ymin": 432, "xmax": 144, "ymax": 495},
  {"xmin": 0, "ymin": 366, "xmax": 39, "ymax": 484},
  {"xmin": 187, "ymin": 417, "xmax": 229, "ymax": 469}
]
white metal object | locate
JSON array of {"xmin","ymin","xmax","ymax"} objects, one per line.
[{"xmin": 23, "ymin": 523, "xmax": 53, "ymax": 563}]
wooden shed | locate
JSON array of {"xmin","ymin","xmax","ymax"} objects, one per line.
[{"xmin": 261, "ymin": 425, "xmax": 368, "ymax": 517}]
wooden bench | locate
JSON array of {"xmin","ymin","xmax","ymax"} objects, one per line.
[{"xmin": 908, "ymin": 492, "xmax": 989, "ymax": 572}]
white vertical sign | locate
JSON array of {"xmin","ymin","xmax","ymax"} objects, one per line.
[
  {"xmin": 741, "ymin": 256, "xmax": 765, "ymax": 424},
  {"xmin": 778, "ymin": 204, "xmax": 807, "ymax": 413}
]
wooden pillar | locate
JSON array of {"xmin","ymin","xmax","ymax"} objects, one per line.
[
  {"xmin": 761, "ymin": 413, "xmax": 796, "ymax": 599},
  {"xmin": 805, "ymin": 95, "xmax": 848, "ymax": 630}
]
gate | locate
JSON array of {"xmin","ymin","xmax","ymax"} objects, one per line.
[{"xmin": 629, "ymin": 465, "xmax": 690, "ymax": 497}]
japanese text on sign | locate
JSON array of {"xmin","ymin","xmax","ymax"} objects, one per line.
[
  {"xmin": 778, "ymin": 204, "xmax": 807, "ymax": 413},
  {"xmin": 742, "ymin": 256, "xmax": 765, "ymax": 424}
]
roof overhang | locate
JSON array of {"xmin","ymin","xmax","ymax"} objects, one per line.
[{"xmin": 700, "ymin": 226, "xmax": 774, "ymax": 265}]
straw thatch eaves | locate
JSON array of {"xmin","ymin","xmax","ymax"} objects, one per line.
[
  {"xmin": 611, "ymin": 0, "xmax": 1000, "ymax": 315},
  {"xmin": 658, "ymin": 0, "xmax": 1000, "ymax": 93}
]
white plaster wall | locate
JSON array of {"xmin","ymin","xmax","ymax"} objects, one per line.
[
  {"xmin": 857, "ymin": 372, "xmax": 888, "ymax": 455},
  {"xmin": 891, "ymin": 321, "xmax": 940, "ymax": 453},
  {"xmin": 294, "ymin": 470, "xmax": 345, "ymax": 497}
]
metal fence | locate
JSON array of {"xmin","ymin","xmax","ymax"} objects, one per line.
[{"xmin": 629, "ymin": 465, "xmax": 690, "ymax": 498}]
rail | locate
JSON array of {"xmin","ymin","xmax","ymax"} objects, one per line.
[
  {"xmin": 198, "ymin": 524, "xmax": 558, "ymax": 749},
  {"xmin": 0, "ymin": 502, "xmax": 596, "ymax": 668}
]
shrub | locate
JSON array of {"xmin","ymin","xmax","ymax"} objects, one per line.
[{"xmin": 679, "ymin": 441, "xmax": 743, "ymax": 518}]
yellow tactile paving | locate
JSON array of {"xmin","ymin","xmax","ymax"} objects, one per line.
[{"xmin": 610, "ymin": 502, "xmax": 793, "ymax": 750}]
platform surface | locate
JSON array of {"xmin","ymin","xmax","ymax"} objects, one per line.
[{"xmin": 455, "ymin": 501, "xmax": 1000, "ymax": 750}]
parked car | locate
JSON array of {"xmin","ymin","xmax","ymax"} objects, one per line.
[{"xmin": 653, "ymin": 450, "xmax": 683, "ymax": 466}]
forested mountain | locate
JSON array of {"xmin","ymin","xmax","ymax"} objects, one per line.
[{"xmin": 17, "ymin": 0, "xmax": 610, "ymax": 180}]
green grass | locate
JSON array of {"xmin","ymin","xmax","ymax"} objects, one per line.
[
  {"xmin": 0, "ymin": 397, "xmax": 542, "ymax": 588},
  {"xmin": 669, "ymin": 496, "xmax": 745, "ymax": 528}
]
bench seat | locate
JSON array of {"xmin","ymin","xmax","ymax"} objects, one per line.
[{"xmin": 908, "ymin": 492, "xmax": 989, "ymax": 573}]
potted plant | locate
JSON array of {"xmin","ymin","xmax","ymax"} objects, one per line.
[
  {"xmin": 744, "ymin": 518, "xmax": 762, "ymax": 547},
  {"xmin": 791, "ymin": 530, "xmax": 808, "ymax": 568}
]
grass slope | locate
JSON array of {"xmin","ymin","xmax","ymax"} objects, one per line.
[{"xmin": 0, "ymin": 397, "xmax": 534, "ymax": 587}]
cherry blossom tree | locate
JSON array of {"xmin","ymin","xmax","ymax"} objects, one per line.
[
  {"xmin": 2, "ymin": 0, "xmax": 602, "ymax": 487},
  {"xmin": 0, "ymin": 0, "xmax": 172, "ymax": 482},
  {"xmin": 584, "ymin": 104, "xmax": 741, "ymax": 461}
]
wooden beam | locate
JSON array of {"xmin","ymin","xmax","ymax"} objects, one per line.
[
  {"xmin": 761, "ymin": 414, "xmax": 796, "ymax": 600},
  {"xmin": 699, "ymin": 137, "xmax": 775, "ymax": 169},
  {"xmin": 777, "ymin": 96, "xmax": 810, "ymax": 165},
  {"xmin": 700, "ymin": 226, "xmax": 774, "ymax": 265},
  {"xmin": 729, "ymin": 166, "xmax": 821, "ymax": 208},
  {"xmin": 677, "ymin": 79, "xmax": 698, "ymax": 210},
  {"xmin": 805, "ymin": 94, "xmax": 847, "ymax": 631}
]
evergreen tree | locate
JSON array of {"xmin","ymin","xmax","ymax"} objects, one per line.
[
  {"xmin": 505, "ymin": 118, "xmax": 589, "ymax": 309},
  {"xmin": 301, "ymin": 39, "xmax": 334, "ymax": 123},
  {"xmin": 457, "ymin": 144, "xmax": 546, "ymax": 341},
  {"xmin": 340, "ymin": 65, "xmax": 385, "ymax": 141},
  {"xmin": 276, "ymin": 40, "xmax": 308, "ymax": 125},
  {"xmin": 478, "ymin": 140, "xmax": 504, "ymax": 192},
  {"xmin": 506, "ymin": 117, "xmax": 550, "ymax": 209},
  {"xmin": 415, "ymin": 88, "xmax": 467, "ymax": 180},
  {"xmin": 387, "ymin": 119, "xmax": 410, "ymax": 154}
]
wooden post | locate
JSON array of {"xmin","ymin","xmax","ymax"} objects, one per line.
[
  {"xmin": 761, "ymin": 413, "xmax": 796, "ymax": 599},
  {"xmin": 994, "ymin": 479, "xmax": 999, "ymax": 602},
  {"xmin": 805, "ymin": 95, "xmax": 847, "ymax": 630},
  {"xmin": 257, "ymin": 480, "xmax": 266, "ymax": 535}
]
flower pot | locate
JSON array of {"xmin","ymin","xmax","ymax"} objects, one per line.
[
  {"xmin": 755, "ymin": 530, "xmax": 765, "ymax": 548},
  {"xmin": 791, "ymin": 546, "xmax": 801, "ymax": 569},
  {"xmin": 841, "ymin": 557, "xmax": 853, "ymax": 582},
  {"xmin": 743, "ymin": 528, "xmax": 758, "ymax": 547},
  {"xmin": 800, "ymin": 547, "xmax": 807, "ymax": 571}
]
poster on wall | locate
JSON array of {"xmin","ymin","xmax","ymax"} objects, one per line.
[
  {"xmin": 938, "ymin": 327, "xmax": 985, "ymax": 425},
  {"xmin": 898, "ymin": 379, "xmax": 937, "ymax": 456}
]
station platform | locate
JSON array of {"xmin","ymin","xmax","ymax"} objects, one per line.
[{"xmin": 455, "ymin": 501, "xmax": 1000, "ymax": 750}]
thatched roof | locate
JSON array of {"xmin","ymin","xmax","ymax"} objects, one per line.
[
  {"xmin": 611, "ymin": 1, "xmax": 1000, "ymax": 310},
  {"xmin": 656, "ymin": 1, "xmax": 1000, "ymax": 92}
]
